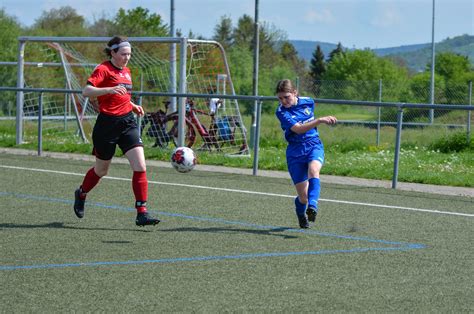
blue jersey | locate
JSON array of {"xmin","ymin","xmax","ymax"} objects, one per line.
[
  {"xmin": 276, "ymin": 96, "xmax": 324, "ymax": 183},
  {"xmin": 276, "ymin": 96, "xmax": 320, "ymax": 145}
]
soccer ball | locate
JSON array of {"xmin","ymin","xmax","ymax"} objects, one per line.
[{"xmin": 171, "ymin": 147, "xmax": 196, "ymax": 173}]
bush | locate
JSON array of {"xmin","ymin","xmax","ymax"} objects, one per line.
[{"xmin": 428, "ymin": 131, "xmax": 473, "ymax": 152}]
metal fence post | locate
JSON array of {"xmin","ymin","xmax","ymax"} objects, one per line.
[
  {"xmin": 16, "ymin": 40, "xmax": 26, "ymax": 145},
  {"xmin": 467, "ymin": 81, "xmax": 472, "ymax": 145},
  {"xmin": 252, "ymin": 99, "xmax": 263, "ymax": 176},
  {"xmin": 177, "ymin": 37, "xmax": 187, "ymax": 148},
  {"xmin": 392, "ymin": 105, "xmax": 404, "ymax": 189},
  {"xmin": 38, "ymin": 92, "xmax": 43, "ymax": 156},
  {"xmin": 137, "ymin": 95, "xmax": 143, "ymax": 137},
  {"xmin": 377, "ymin": 79, "xmax": 382, "ymax": 146}
]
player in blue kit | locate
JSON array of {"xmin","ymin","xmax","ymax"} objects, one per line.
[{"xmin": 275, "ymin": 79, "xmax": 337, "ymax": 228}]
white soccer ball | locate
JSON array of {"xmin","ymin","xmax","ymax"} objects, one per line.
[{"xmin": 171, "ymin": 147, "xmax": 196, "ymax": 173}]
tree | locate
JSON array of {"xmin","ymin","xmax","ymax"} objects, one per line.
[
  {"xmin": 280, "ymin": 41, "xmax": 306, "ymax": 77},
  {"xmin": 431, "ymin": 52, "xmax": 471, "ymax": 82},
  {"xmin": 0, "ymin": 9, "xmax": 22, "ymax": 109},
  {"xmin": 309, "ymin": 45, "xmax": 326, "ymax": 81},
  {"xmin": 323, "ymin": 49, "xmax": 408, "ymax": 100},
  {"xmin": 213, "ymin": 15, "xmax": 233, "ymax": 49},
  {"xmin": 233, "ymin": 14, "xmax": 254, "ymax": 48},
  {"xmin": 113, "ymin": 7, "xmax": 168, "ymax": 37},
  {"xmin": 89, "ymin": 15, "xmax": 115, "ymax": 37},
  {"xmin": 328, "ymin": 42, "xmax": 344, "ymax": 64},
  {"xmin": 31, "ymin": 6, "xmax": 89, "ymax": 36},
  {"xmin": 0, "ymin": 9, "xmax": 21, "ymax": 62}
]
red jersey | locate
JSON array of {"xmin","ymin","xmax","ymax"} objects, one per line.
[{"xmin": 87, "ymin": 61, "xmax": 133, "ymax": 116}]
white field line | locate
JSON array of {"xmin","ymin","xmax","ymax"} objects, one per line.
[{"xmin": 1, "ymin": 164, "xmax": 473, "ymax": 218}]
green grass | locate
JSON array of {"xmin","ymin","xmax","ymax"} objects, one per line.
[{"xmin": 1, "ymin": 154, "xmax": 473, "ymax": 312}]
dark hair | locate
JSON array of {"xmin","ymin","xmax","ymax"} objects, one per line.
[
  {"xmin": 275, "ymin": 79, "xmax": 297, "ymax": 94},
  {"xmin": 104, "ymin": 36, "xmax": 128, "ymax": 57}
]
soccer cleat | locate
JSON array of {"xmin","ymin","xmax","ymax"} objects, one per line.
[
  {"xmin": 135, "ymin": 212, "xmax": 160, "ymax": 227},
  {"xmin": 297, "ymin": 213, "xmax": 310, "ymax": 229},
  {"xmin": 306, "ymin": 206, "xmax": 318, "ymax": 223},
  {"xmin": 74, "ymin": 188, "xmax": 85, "ymax": 218}
]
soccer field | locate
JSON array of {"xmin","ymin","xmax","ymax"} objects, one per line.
[{"xmin": 0, "ymin": 153, "xmax": 473, "ymax": 312}]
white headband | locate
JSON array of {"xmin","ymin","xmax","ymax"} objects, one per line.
[{"xmin": 106, "ymin": 41, "xmax": 131, "ymax": 50}]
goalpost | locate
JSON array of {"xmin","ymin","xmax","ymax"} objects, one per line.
[{"xmin": 15, "ymin": 36, "xmax": 249, "ymax": 156}]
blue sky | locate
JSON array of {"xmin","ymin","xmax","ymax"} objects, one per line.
[{"xmin": 2, "ymin": 0, "xmax": 473, "ymax": 48}]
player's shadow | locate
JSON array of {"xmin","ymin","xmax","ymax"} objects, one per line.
[
  {"xmin": 0, "ymin": 222, "xmax": 150, "ymax": 233},
  {"xmin": 161, "ymin": 226, "xmax": 299, "ymax": 239}
]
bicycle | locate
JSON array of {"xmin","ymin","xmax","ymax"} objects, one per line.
[{"xmin": 141, "ymin": 99, "xmax": 248, "ymax": 154}]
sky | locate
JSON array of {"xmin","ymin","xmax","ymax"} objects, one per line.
[{"xmin": 1, "ymin": 0, "xmax": 473, "ymax": 49}]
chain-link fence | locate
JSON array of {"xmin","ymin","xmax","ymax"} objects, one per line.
[{"xmin": 296, "ymin": 79, "xmax": 473, "ymax": 128}]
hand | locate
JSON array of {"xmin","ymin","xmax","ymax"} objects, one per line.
[
  {"xmin": 319, "ymin": 116, "xmax": 337, "ymax": 125},
  {"xmin": 132, "ymin": 104, "xmax": 144, "ymax": 116}
]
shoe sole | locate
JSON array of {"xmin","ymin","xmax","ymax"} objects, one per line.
[{"xmin": 136, "ymin": 219, "xmax": 160, "ymax": 227}]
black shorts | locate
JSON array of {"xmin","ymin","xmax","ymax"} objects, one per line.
[{"xmin": 92, "ymin": 111, "xmax": 143, "ymax": 160}]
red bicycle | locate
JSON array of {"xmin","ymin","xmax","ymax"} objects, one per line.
[{"xmin": 141, "ymin": 99, "xmax": 247, "ymax": 153}]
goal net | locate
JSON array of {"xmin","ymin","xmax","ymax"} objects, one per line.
[{"xmin": 17, "ymin": 37, "xmax": 249, "ymax": 156}]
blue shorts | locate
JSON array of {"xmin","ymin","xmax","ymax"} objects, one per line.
[{"xmin": 287, "ymin": 142, "xmax": 324, "ymax": 185}]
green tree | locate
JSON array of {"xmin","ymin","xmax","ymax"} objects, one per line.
[
  {"xmin": 233, "ymin": 14, "xmax": 254, "ymax": 48},
  {"xmin": 0, "ymin": 9, "xmax": 22, "ymax": 114},
  {"xmin": 327, "ymin": 42, "xmax": 344, "ymax": 64},
  {"xmin": 280, "ymin": 41, "xmax": 306, "ymax": 78},
  {"xmin": 422, "ymin": 52, "xmax": 473, "ymax": 104},
  {"xmin": 213, "ymin": 15, "xmax": 233, "ymax": 49},
  {"xmin": 323, "ymin": 49, "xmax": 408, "ymax": 100},
  {"xmin": 0, "ymin": 9, "xmax": 21, "ymax": 63},
  {"xmin": 431, "ymin": 52, "xmax": 471, "ymax": 82},
  {"xmin": 89, "ymin": 15, "xmax": 115, "ymax": 37},
  {"xmin": 31, "ymin": 6, "xmax": 89, "ymax": 36},
  {"xmin": 113, "ymin": 7, "xmax": 168, "ymax": 37},
  {"xmin": 309, "ymin": 45, "xmax": 326, "ymax": 81}
]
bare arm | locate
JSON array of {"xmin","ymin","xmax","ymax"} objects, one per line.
[
  {"xmin": 82, "ymin": 84, "xmax": 128, "ymax": 98},
  {"xmin": 83, "ymin": 85, "xmax": 144, "ymax": 116},
  {"xmin": 290, "ymin": 116, "xmax": 337, "ymax": 134}
]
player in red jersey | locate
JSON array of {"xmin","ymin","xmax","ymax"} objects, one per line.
[{"xmin": 73, "ymin": 36, "xmax": 159, "ymax": 227}]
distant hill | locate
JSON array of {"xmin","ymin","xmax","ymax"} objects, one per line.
[
  {"xmin": 290, "ymin": 34, "xmax": 474, "ymax": 72},
  {"xmin": 289, "ymin": 40, "xmax": 339, "ymax": 61},
  {"xmin": 384, "ymin": 34, "xmax": 474, "ymax": 72}
]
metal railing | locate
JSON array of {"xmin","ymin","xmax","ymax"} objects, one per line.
[{"xmin": 1, "ymin": 86, "xmax": 473, "ymax": 189}]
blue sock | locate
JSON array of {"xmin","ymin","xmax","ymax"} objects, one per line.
[
  {"xmin": 308, "ymin": 178, "xmax": 320, "ymax": 210},
  {"xmin": 294, "ymin": 197, "xmax": 306, "ymax": 215}
]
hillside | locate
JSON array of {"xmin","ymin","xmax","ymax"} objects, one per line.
[
  {"xmin": 290, "ymin": 34, "xmax": 474, "ymax": 72},
  {"xmin": 385, "ymin": 34, "xmax": 474, "ymax": 71}
]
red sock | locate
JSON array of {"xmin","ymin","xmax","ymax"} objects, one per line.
[
  {"xmin": 133, "ymin": 171, "xmax": 148, "ymax": 213},
  {"xmin": 80, "ymin": 168, "xmax": 101, "ymax": 195}
]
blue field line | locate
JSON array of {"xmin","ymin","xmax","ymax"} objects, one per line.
[
  {"xmin": 0, "ymin": 191, "xmax": 426, "ymax": 271},
  {"xmin": 0, "ymin": 246, "xmax": 420, "ymax": 271}
]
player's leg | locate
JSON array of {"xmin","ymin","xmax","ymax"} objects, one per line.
[
  {"xmin": 74, "ymin": 158, "xmax": 111, "ymax": 218},
  {"xmin": 306, "ymin": 148, "xmax": 325, "ymax": 222},
  {"xmin": 74, "ymin": 113, "xmax": 116, "ymax": 219},
  {"xmin": 125, "ymin": 146, "xmax": 148, "ymax": 213},
  {"xmin": 123, "ymin": 136, "xmax": 160, "ymax": 227},
  {"xmin": 288, "ymin": 158, "xmax": 310, "ymax": 228}
]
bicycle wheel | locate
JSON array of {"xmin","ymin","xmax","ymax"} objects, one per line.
[{"xmin": 164, "ymin": 115, "xmax": 196, "ymax": 148}]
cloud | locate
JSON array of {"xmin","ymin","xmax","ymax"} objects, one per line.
[
  {"xmin": 370, "ymin": 6, "xmax": 402, "ymax": 28},
  {"xmin": 304, "ymin": 8, "xmax": 334, "ymax": 24}
]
